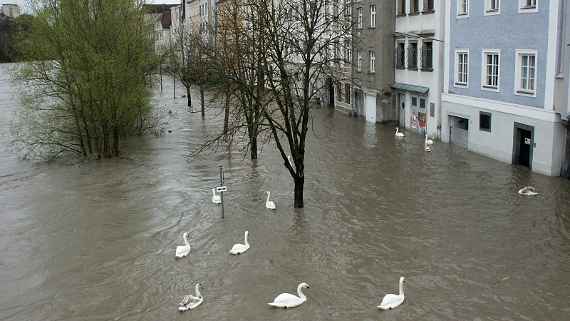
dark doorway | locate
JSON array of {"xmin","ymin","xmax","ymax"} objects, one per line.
[
  {"xmin": 513, "ymin": 123, "xmax": 534, "ymax": 169},
  {"xmin": 449, "ymin": 115, "xmax": 469, "ymax": 148}
]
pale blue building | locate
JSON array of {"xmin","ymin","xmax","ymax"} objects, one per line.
[{"xmin": 441, "ymin": 0, "xmax": 568, "ymax": 176}]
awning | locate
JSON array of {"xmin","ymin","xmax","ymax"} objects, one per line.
[{"xmin": 391, "ymin": 83, "xmax": 430, "ymax": 95}]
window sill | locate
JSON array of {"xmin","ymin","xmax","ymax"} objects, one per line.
[
  {"xmin": 453, "ymin": 83, "xmax": 468, "ymax": 88},
  {"xmin": 408, "ymin": 12, "xmax": 420, "ymax": 16},
  {"xmin": 421, "ymin": 67, "xmax": 434, "ymax": 72},
  {"xmin": 368, "ymin": 26, "xmax": 376, "ymax": 29},
  {"xmin": 481, "ymin": 85, "xmax": 499, "ymax": 92},
  {"xmin": 457, "ymin": 13, "xmax": 469, "ymax": 18},
  {"xmin": 407, "ymin": 67, "xmax": 419, "ymax": 71},
  {"xmin": 479, "ymin": 128, "xmax": 492, "ymax": 133},
  {"xmin": 519, "ymin": 6, "xmax": 538, "ymax": 13},
  {"xmin": 516, "ymin": 90, "xmax": 537, "ymax": 97},
  {"xmin": 485, "ymin": 9, "xmax": 500, "ymax": 15},
  {"xmin": 396, "ymin": 66, "xmax": 406, "ymax": 70},
  {"xmin": 422, "ymin": 9, "xmax": 435, "ymax": 15},
  {"xmin": 396, "ymin": 13, "xmax": 407, "ymax": 17}
]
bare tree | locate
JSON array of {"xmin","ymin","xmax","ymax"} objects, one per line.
[{"xmin": 258, "ymin": 0, "xmax": 353, "ymax": 207}]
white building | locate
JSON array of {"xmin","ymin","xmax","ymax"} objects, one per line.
[
  {"xmin": 393, "ymin": 0, "xmax": 444, "ymax": 139},
  {"xmin": 1, "ymin": 4, "xmax": 20, "ymax": 18}
]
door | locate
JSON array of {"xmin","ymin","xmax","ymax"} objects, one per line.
[
  {"xmin": 449, "ymin": 116, "xmax": 469, "ymax": 148},
  {"xmin": 513, "ymin": 123, "xmax": 534, "ymax": 169}
]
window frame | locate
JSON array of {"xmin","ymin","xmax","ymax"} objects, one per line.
[
  {"xmin": 357, "ymin": 7, "xmax": 363, "ymax": 29},
  {"xmin": 396, "ymin": 40, "xmax": 406, "ymax": 69},
  {"xmin": 421, "ymin": 41, "xmax": 434, "ymax": 71},
  {"xmin": 519, "ymin": 0, "xmax": 538, "ymax": 13},
  {"xmin": 408, "ymin": 41, "xmax": 419, "ymax": 70},
  {"xmin": 370, "ymin": 5, "xmax": 376, "ymax": 28},
  {"xmin": 481, "ymin": 49, "xmax": 501, "ymax": 92},
  {"xmin": 369, "ymin": 50, "xmax": 375, "ymax": 73},
  {"xmin": 514, "ymin": 49, "xmax": 538, "ymax": 97},
  {"xmin": 397, "ymin": 0, "xmax": 407, "ymax": 16},
  {"xmin": 357, "ymin": 50, "xmax": 362, "ymax": 72},
  {"xmin": 410, "ymin": 0, "xmax": 420, "ymax": 15},
  {"xmin": 454, "ymin": 49, "xmax": 469, "ymax": 88},
  {"xmin": 422, "ymin": 0, "xmax": 435, "ymax": 13},
  {"xmin": 457, "ymin": 0, "xmax": 469, "ymax": 17},
  {"xmin": 479, "ymin": 112, "xmax": 492, "ymax": 132},
  {"xmin": 485, "ymin": 0, "xmax": 500, "ymax": 15}
]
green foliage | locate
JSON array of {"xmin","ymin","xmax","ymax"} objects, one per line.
[{"xmin": 13, "ymin": 0, "xmax": 158, "ymax": 159}]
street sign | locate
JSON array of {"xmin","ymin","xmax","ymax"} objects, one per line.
[{"xmin": 216, "ymin": 186, "xmax": 227, "ymax": 193}]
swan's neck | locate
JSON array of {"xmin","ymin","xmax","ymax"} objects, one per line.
[
  {"xmin": 399, "ymin": 279, "xmax": 404, "ymax": 296},
  {"xmin": 183, "ymin": 233, "xmax": 189, "ymax": 246},
  {"xmin": 297, "ymin": 285, "xmax": 306, "ymax": 300},
  {"xmin": 195, "ymin": 284, "xmax": 202, "ymax": 298},
  {"xmin": 212, "ymin": 189, "xmax": 216, "ymax": 196},
  {"xmin": 244, "ymin": 232, "xmax": 249, "ymax": 246},
  {"xmin": 396, "ymin": 128, "xmax": 399, "ymax": 134},
  {"xmin": 266, "ymin": 192, "xmax": 270, "ymax": 202}
]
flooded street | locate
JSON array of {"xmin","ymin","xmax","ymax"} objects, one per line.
[{"xmin": 1, "ymin": 64, "xmax": 570, "ymax": 321}]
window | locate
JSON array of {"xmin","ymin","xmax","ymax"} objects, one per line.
[
  {"xmin": 408, "ymin": 42, "xmax": 418, "ymax": 70},
  {"xmin": 423, "ymin": 0, "xmax": 434, "ymax": 13},
  {"xmin": 396, "ymin": 41, "xmax": 405, "ymax": 69},
  {"xmin": 336, "ymin": 83, "xmax": 343, "ymax": 102},
  {"xmin": 397, "ymin": 0, "xmax": 406, "ymax": 16},
  {"xmin": 357, "ymin": 7, "xmax": 363, "ymax": 28},
  {"xmin": 429, "ymin": 103, "xmax": 435, "ymax": 117},
  {"xmin": 419, "ymin": 98, "xmax": 426, "ymax": 109},
  {"xmin": 369, "ymin": 51, "xmax": 375, "ymax": 73},
  {"xmin": 455, "ymin": 50, "xmax": 469, "ymax": 87},
  {"xmin": 345, "ymin": 84, "xmax": 351, "ymax": 104},
  {"xmin": 479, "ymin": 112, "xmax": 492, "ymax": 132},
  {"xmin": 482, "ymin": 50, "xmax": 500, "ymax": 90},
  {"xmin": 421, "ymin": 41, "xmax": 433, "ymax": 71},
  {"xmin": 515, "ymin": 50, "xmax": 537, "ymax": 96},
  {"xmin": 458, "ymin": 0, "xmax": 469, "ymax": 16},
  {"xmin": 344, "ymin": 40, "xmax": 352, "ymax": 63},
  {"xmin": 357, "ymin": 50, "xmax": 362, "ymax": 71},
  {"xmin": 370, "ymin": 5, "xmax": 376, "ymax": 28},
  {"xmin": 520, "ymin": 0, "xmax": 537, "ymax": 11},
  {"xmin": 485, "ymin": 0, "xmax": 500, "ymax": 14},
  {"xmin": 411, "ymin": 96, "xmax": 418, "ymax": 108},
  {"xmin": 410, "ymin": 0, "xmax": 419, "ymax": 14}
]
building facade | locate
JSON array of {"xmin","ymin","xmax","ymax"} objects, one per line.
[
  {"xmin": 393, "ymin": 0, "xmax": 444, "ymax": 138},
  {"xmin": 334, "ymin": 0, "xmax": 396, "ymax": 123},
  {"xmin": 442, "ymin": 0, "xmax": 566, "ymax": 176}
]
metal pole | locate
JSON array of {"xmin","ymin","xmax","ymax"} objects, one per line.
[
  {"xmin": 219, "ymin": 165, "xmax": 224, "ymax": 218},
  {"xmin": 173, "ymin": 76, "xmax": 176, "ymax": 99}
]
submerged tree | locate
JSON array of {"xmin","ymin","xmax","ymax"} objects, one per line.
[{"xmin": 12, "ymin": 0, "xmax": 157, "ymax": 159}]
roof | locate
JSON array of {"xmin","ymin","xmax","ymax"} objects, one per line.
[{"xmin": 391, "ymin": 83, "xmax": 430, "ymax": 95}]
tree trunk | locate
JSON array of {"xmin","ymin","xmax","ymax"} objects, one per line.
[
  {"xmin": 200, "ymin": 86, "xmax": 205, "ymax": 118},
  {"xmin": 112, "ymin": 126, "xmax": 120, "ymax": 157},
  {"xmin": 293, "ymin": 175, "xmax": 304, "ymax": 208},
  {"xmin": 250, "ymin": 131, "xmax": 257, "ymax": 160},
  {"xmin": 223, "ymin": 92, "xmax": 230, "ymax": 137},
  {"xmin": 186, "ymin": 86, "xmax": 192, "ymax": 108}
]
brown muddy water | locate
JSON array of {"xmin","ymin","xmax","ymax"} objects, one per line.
[{"xmin": 1, "ymin": 64, "xmax": 570, "ymax": 321}]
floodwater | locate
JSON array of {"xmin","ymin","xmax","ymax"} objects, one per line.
[{"xmin": 1, "ymin": 63, "xmax": 570, "ymax": 321}]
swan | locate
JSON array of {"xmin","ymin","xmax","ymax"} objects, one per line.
[
  {"xmin": 267, "ymin": 282, "xmax": 310, "ymax": 308},
  {"xmin": 518, "ymin": 186, "xmax": 539, "ymax": 196},
  {"xmin": 395, "ymin": 127, "xmax": 405, "ymax": 137},
  {"xmin": 377, "ymin": 276, "xmax": 406, "ymax": 310},
  {"xmin": 265, "ymin": 191, "xmax": 276, "ymax": 210},
  {"xmin": 425, "ymin": 134, "xmax": 434, "ymax": 145},
  {"xmin": 175, "ymin": 232, "xmax": 191, "ymax": 258},
  {"xmin": 211, "ymin": 188, "xmax": 221, "ymax": 204},
  {"xmin": 178, "ymin": 283, "xmax": 203, "ymax": 311},
  {"xmin": 425, "ymin": 144, "xmax": 432, "ymax": 152},
  {"xmin": 229, "ymin": 231, "xmax": 250, "ymax": 255}
]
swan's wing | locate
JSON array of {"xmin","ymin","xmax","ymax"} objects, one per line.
[
  {"xmin": 230, "ymin": 244, "xmax": 245, "ymax": 254},
  {"xmin": 270, "ymin": 293, "xmax": 301, "ymax": 305},
  {"xmin": 378, "ymin": 294, "xmax": 404, "ymax": 309},
  {"xmin": 175, "ymin": 245, "xmax": 190, "ymax": 257}
]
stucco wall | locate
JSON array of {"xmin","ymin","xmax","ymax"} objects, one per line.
[{"xmin": 449, "ymin": 0, "xmax": 550, "ymax": 108}]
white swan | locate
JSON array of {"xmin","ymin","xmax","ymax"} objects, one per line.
[
  {"xmin": 425, "ymin": 144, "xmax": 432, "ymax": 152},
  {"xmin": 518, "ymin": 186, "xmax": 539, "ymax": 196},
  {"xmin": 229, "ymin": 231, "xmax": 250, "ymax": 255},
  {"xmin": 178, "ymin": 283, "xmax": 203, "ymax": 311},
  {"xmin": 425, "ymin": 134, "xmax": 434, "ymax": 146},
  {"xmin": 267, "ymin": 282, "xmax": 310, "ymax": 308},
  {"xmin": 265, "ymin": 191, "xmax": 276, "ymax": 210},
  {"xmin": 175, "ymin": 232, "xmax": 191, "ymax": 258},
  {"xmin": 395, "ymin": 127, "xmax": 405, "ymax": 137},
  {"xmin": 378, "ymin": 276, "xmax": 406, "ymax": 310},
  {"xmin": 211, "ymin": 188, "xmax": 221, "ymax": 204}
]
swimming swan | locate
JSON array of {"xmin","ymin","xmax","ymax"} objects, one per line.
[
  {"xmin": 178, "ymin": 283, "xmax": 203, "ymax": 311},
  {"xmin": 425, "ymin": 134, "xmax": 434, "ymax": 145},
  {"xmin": 175, "ymin": 232, "xmax": 191, "ymax": 258},
  {"xmin": 425, "ymin": 144, "xmax": 432, "ymax": 152},
  {"xmin": 229, "ymin": 231, "xmax": 250, "ymax": 255},
  {"xmin": 518, "ymin": 186, "xmax": 539, "ymax": 196},
  {"xmin": 211, "ymin": 188, "xmax": 221, "ymax": 204},
  {"xmin": 377, "ymin": 276, "xmax": 406, "ymax": 310},
  {"xmin": 265, "ymin": 191, "xmax": 276, "ymax": 210},
  {"xmin": 395, "ymin": 127, "xmax": 405, "ymax": 137},
  {"xmin": 267, "ymin": 282, "xmax": 310, "ymax": 308}
]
